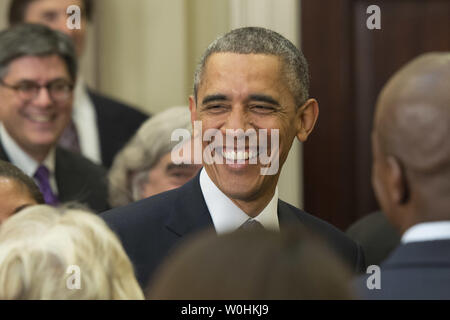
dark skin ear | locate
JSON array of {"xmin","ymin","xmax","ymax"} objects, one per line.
[
  {"xmin": 386, "ymin": 156, "xmax": 410, "ymax": 205},
  {"xmin": 189, "ymin": 95, "xmax": 197, "ymax": 125},
  {"xmin": 296, "ymin": 98, "xmax": 319, "ymax": 142}
]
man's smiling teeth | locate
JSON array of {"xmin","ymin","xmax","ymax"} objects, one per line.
[
  {"xmin": 223, "ymin": 150, "xmax": 257, "ymax": 161},
  {"xmin": 28, "ymin": 115, "xmax": 52, "ymax": 123}
]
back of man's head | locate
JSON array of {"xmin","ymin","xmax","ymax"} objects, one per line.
[{"xmin": 372, "ymin": 52, "xmax": 450, "ymax": 231}]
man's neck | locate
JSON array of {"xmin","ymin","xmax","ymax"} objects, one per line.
[{"xmin": 230, "ymin": 190, "xmax": 276, "ymax": 218}]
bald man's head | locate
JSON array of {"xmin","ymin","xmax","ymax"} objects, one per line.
[
  {"xmin": 375, "ymin": 52, "xmax": 450, "ymax": 174},
  {"xmin": 372, "ymin": 52, "xmax": 450, "ymax": 231}
]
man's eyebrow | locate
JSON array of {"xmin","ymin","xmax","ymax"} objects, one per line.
[
  {"xmin": 202, "ymin": 94, "xmax": 228, "ymax": 105},
  {"xmin": 248, "ymin": 94, "xmax": 280, "ymax": 106}
]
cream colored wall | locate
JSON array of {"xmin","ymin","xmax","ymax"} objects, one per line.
[
  {"xmin": 94, "ymin": 0, "xmax": 230, "ymax": 115},
  {"xmin": 95, "ymin": 0, "xmax": 188, "ymax": 114},
  {"xmin": 0, "ymin": 1, "xmax": 9, "ymax": 30}
]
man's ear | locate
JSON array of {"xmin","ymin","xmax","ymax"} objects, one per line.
[
  {"xmin": 189, "ymin": 95, "xmax": 197, "ymax": 125},
  {"xmin": 386, "ymin": 156, "xmax": 409, "ymax": 205},
  {"xmin": 296, "ymin": 98, "xmax": 319, "ymax": 142}
]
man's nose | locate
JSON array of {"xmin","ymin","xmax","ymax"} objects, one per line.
[
  {"xmin": 33, "ymin": 87, "xmax": 53, "ymax": 107},
  {"xmin": 223, "ymin": 107, "xmax": 250, "ymax": 132}
]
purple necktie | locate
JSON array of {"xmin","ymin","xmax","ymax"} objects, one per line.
[
  {"xmin": 34, "ymin": 165, "xmax": 59, "ymax": 206},
  {"xmin": 58, "ymin": 119, "xmax": 80, "ymax": 154}
]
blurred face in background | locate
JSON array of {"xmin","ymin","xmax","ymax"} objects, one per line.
[
  {"xmin": 0, "ymin": 178, "xmax": 37, "ymax": 224},
  {"xmin": 24, "ymin": 0, "xmax": 87, "ymax": 57},
  {"xmin": 140, "ymin": 151, "xmax": 201, "ymax": 199}
]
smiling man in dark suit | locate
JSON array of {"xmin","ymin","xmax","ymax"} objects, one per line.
[
  {"xmin": 102, "ymin": 27, "xmax": 365, "ymax": 289},
  {"xmin": 356, "ymin": 52, "xmax": 450, "ymax": 299},
  {"xmin": 0, "ymin": 24, "xmax": 108, "ymax": 213},
  {"xmin": 9, "ymin": 0, "xmax": 149, "ymax": 168}
]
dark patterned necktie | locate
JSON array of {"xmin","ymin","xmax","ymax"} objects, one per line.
[
  {"xmin": 58, "ymin": 119, "xmax": 80, "ymax": 153},
  {"xmin": 34, "ymin": 165, "xmax": 59, "ymax": 206},
  {"xmin": 240, "ymin": 218, "xmax": 265, "ymax": 231}
]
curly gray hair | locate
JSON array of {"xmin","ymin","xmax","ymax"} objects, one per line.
[{"xmin": 108, "ymin": 106, "xmax": 192, "ymax": 207}]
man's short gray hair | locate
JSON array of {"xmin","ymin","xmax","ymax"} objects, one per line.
[
  {"xmin": 193, "ymin": 26, "xmax": 310, "ymax": 107},
  {"xmin": 108, "ymin": 106, "xmax": 192, "ymax": 207},
  {"xmin": 0, "ymin": 23, "xmax": 77, "ymax": 81}
]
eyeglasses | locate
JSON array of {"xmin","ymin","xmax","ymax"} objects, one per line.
[{"xmin": 0, "ymin": 79, "xmax": 74, "ymax": 103}]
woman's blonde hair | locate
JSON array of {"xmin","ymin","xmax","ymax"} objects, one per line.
[{"xmin": 0, "ymin": 205, "xmax": 144, "ymax": 299}]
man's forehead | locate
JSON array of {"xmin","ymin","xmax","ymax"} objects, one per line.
[
  {"xmin": 5, "ymin": 55, "xmax": 68, "ymax": 79},
  {"xmin": 27, "ymin": 0, "xmax": 84, "ymax": 13},
  {"xmin": 199, "ymin": 53, "xmax": 284, "ymax": 95},
  {"xmin": 204, "ymin": 52, "xmax": 281, "ymax": 72}
]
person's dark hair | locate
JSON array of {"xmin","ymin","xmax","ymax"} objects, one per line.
[
  {"xmin": 147, "ymin": 226, "xmax": 354, "ymax": 299},
  {"xmin": 193, "ymin": 26, "xmax": 310, "ymax": 108},
  {"xmin": 8, "ymin": 0, "xmax": 93, "ymax": 25},
  {"xmin": 0, "ymin": 23, "xmax": 77, "ymax": 81},
  {"xmin": 0, "ymin": 160, "xmax": 44, "ymax": 204}
]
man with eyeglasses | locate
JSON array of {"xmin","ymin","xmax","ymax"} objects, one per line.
[
  {"xmin": 0, "ymin": 24, "xmax": 108, "ymax": 213},
  {"xmin": 8, "ymin": 0, "xmax": 149, "ymax": 169}
]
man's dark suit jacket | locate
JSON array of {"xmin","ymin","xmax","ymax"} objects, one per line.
[
  {"xmin": 88, "ymin": 90, "xmax": 149, "ymax": 169},
  {"xmin": 102, "ymin": 174, "xmax": 365, "ymax": 289},
  {"xmin": 0, "ymin": 141, "xmax": 109, "ymax": 213},
  {"xmin": 347, "ymin": 211, "xmax": 401, "ymax": 266},
  {"xmin": 355, "ymin": 240, "xmax": 450, "ymax": 299}
]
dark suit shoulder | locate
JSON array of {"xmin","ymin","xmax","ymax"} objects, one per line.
[
  {"xmin": 101, "ymin": 187, "xmax": 186, "ymax": 288},
  {"xmin": 55, "ymin": 147, "xmax": 108, "ymax": 213},
  {"xmin": 278, "ymin": 200, "xmax": 365, "ymax": 273},
  {"xmin": 346, "ymin": 211, "xmax": 400, "ymax": 266},
  {"xmin": 355, "ymin": 240, "xmax": 450, "ymax": 299},
  {"xmin": 56, "ymin": 147, "xmax": 106, "ymax": 177},
  {"xmin": 279, "ymin": 200, "xmax": 353, "ymax": 244},
  {"xmin": 102, "ymin": 187, "xmax": 178, "ymax": 232}
]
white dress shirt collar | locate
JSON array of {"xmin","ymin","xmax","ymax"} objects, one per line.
[
  {"xmin": 0, "ymin": 123, "xmax": 57, "ymax": 192},
  {"xmin": 199, "ymin": 168, "xmax": 279, "ymax": 234},
  {"xmin": 401, "ymin": 221, "xmax": 450, "ymax": 244},
  {"xmin": 73, "ymin": 77, "xmax": 101, "ymax": 164}
]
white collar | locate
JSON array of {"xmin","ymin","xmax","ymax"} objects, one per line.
[
  {"xmin": 401, "ymin": 221, "xmax": 450, "ymax": 244},
  {"xmin": 199, "ymin": 168, "xmax": 279, "ymax": 234},
  {"xmin": 0, "ymin": 123, "xmax": 56, "ymax": 177},
  {"xmin": 72, "ymin": 76, "xmax": 101, "ymax": 164}
]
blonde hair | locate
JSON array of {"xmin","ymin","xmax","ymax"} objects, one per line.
[{"xmin": 0, "ymin": 205, "xmax": 144, "ymax": 300}]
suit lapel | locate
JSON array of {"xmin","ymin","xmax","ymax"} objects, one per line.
[
  {"xmin": 0, "ymin": 141, "xmax": 11, "ymax": 162},
  {"xmin": 54, "ymin": 147, "xmax": 82, "ymax": 202},
  {"xmin": 165, "ymin": 173, "xmax": 215, "ymax": 237},
  {"xmin": 277, "ymin": 200, "xmax": 303, "ymax": 231}
]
